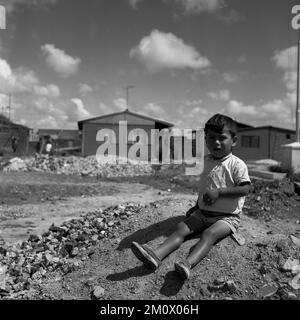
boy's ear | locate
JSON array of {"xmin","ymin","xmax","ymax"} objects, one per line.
[{"xmin": 232, "ymin": 135, "xmax": 237, "ymax": 146}]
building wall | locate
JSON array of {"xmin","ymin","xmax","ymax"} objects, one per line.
[
  {"xmin": 82, "ymin": 122, "xmax": 155, "ymax": 158},
  {"xmin": 234, "ymin": 128, "xmax": 270, "ymax": 161},
  {"xmin": 0, "ymin": 125, "xmax": 11, "ymax": 151},
  {"xmin": 235, "ymin": 128, "xmax": 295, "ymax": 162},
  {"xmin": 0, "ymin": 125, "xmax": 29, "ymax": 155},
  {"xmin": 269, "ymin": 129, "xmax": 295, "ymax": 163}
]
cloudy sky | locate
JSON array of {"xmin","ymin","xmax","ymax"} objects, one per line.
[{"xmin": 0, "ymin": 0, "xmax": 299, "ymax": 130}]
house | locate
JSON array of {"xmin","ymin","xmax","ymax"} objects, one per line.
[
  {"xmin": 77, "ymin": 109, "xmax": 174, "ymax": 158},
  {"xmin": 234, "ymin": 126, "xmax": 296, "ymax": 162},
  {"xmin": 0, "ymin": 114, "xmax": 30, "ymax": 156},
  {"xmin": 37, "ymin": 129, "xmax": 81, "ymax": 154}
]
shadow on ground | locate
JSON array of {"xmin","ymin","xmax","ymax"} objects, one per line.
[
  {"xmin": 117, "ymin": 215, "xmax": 185, "ymax": 250},
  {"xmin": 106, "ymin": 265, "xmax": 153, "ymax": 281},
  {"xmin": 160, "ymin": 270, "xmax": 185, "ymax": 297}
]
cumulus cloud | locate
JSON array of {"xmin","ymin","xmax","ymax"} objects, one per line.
[
  {"xmin": 223, "ymin": 92, "xmax": 294, "ymax": 128},
  {"xmin": 128, "ymin": 0, "xmax": 142, "ymax": 9},
  {"xmin": 273, "ymin": 46, "xmax": 297, "ymax": 93},
  {"xmin": 41, "ymin": 44, "xmax": 81, "ymax": 78},
  {"xmin": 33, "ymin": 84, "xmax": 60, "ymax": 98},
  {"xmin": 24, "ymin": 96, "xmax": 70, "ymax": 129},
  {"xmin": 208, "ymin": 89, "xmax": 230, "ymax": 101},
  {"xmin": 0, "ymin": 57, "xmax": 82, "ymax": 129},
  {"xmin": 271, "ymin": 46, "xmax": 297, "ymax": 117},
  {"xmin": 99, "ymin": 102, "xmax": 113, "ymax": 115},
  {"xmin": 226, "ymin": 100, "xmax": 257, "ymax": 116},
  {"xmin": 130, "ymin": 29, "xmax": 211, "ymax": 73},
  {"xmin": 173, "ymin": 99, "xmax": 210, "ymax": 129},
  {"xmin": 113, "ymin": 98, "xmax": 127, "ymax": 111},
  {"xmin": 70, "ymin": 98, "xmax": 91, "ymax": 121},
  {"xmin": 0, "ymin": 58, "xmax": 61, "ymax": 100},
  {"xmin": 174, "ymin": 0, "xmax": 224, "ymax": 14},
  {"xmin": 225, "ymin": 97, "xmax": 294, "ymax": 128},
  {"xmin": 175, "ymin": 106, "xmax": 209, "ymax": 129},
  {"xmin": 0, "ymin": 57, "xmax": 12, "ymax": 79},
  {"xmin": 143, "ymin": 102, "xmax": 166, "ymax": 117},
  {"xmin": 216, "ymin": 8, "xmax": 242, "ymax": 24},
  {"xmin": 273, "ymin": 46, "xmax": 297, "ymax": 71},
  {"xmin": 79, "ymin": 83, "xmax": 93, "ymax": 96},
  {"xmin": 36, "ymin": 115, "xmax": 59, "ymax": 129},
  {"xmin": 223, "ymin": 72, "xmax": 239, "ymax": 83},
  {"xmin": 177, "ymin": 99, "xmax": 203, "ymax": 116},
  {"xmin": 0, "ymin": 59, "xmax": 41, "ymax": 93},
  {"xmin": 22, "ymin": 96, "xmax": 92, "ymax": 129},
  {"xmin": 222, "ymin": 46, "xmax": 298, "ymax": 129}
]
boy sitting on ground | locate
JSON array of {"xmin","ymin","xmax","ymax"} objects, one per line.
[{"xmin": 131, "ymin": 113, "xmax": 251, "ymax": 280}]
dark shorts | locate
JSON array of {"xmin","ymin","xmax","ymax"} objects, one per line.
[{"xmin": 184, "ymin": 208, "xmax": 240, "ymax": 233}]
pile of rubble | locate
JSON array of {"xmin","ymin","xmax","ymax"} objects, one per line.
[
  {"xmin": 0, "ymin": 203, "xmax": 144, "ymax": 299},
  {"xmin": 1, "ymin": 155, "xmax": 154, "ymax": 178},
  {"xmin": 243, "ymin": 178, "xmax": 300, "ymax": 220},
  {"xmin": 281, "ymin": 253, "xmax": 300, "ymax": 291}
]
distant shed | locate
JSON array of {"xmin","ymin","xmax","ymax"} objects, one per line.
[
  {"xmin": 78, "ymin": 109, "xmax": 174, "ymax": 158},
  {"xmin": 37, "ymin": 129, "xmax": 81, "ymax": 154},
  {"xmin": 0, "ymin": 115, "xmax": 30, "ymax": 155},
  {"xmin": 234, "ymin": 126, "xmax": 295, "ymax": 162}
]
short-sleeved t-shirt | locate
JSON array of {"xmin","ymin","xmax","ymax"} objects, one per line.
[
  {"xmin": 197, "ymin": 153, "xmax": 251, "ymax": 215},
  {"xmin": 45, "ymin": 143, "xmax": 52, "ymax": 153}
]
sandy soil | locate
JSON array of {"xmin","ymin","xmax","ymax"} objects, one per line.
[{"xmin": 0, "ymin": 171, "xmax": 300, "ymax": 300}]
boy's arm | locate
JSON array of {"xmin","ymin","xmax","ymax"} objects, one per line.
[
  {"xmin": 185, "ymin": 203, "xmax": 199, "ymax": 217},
  {"xmin": 203, "ymin": 182, "xmax": 251, "ymax": 205},
  {"xmin": 219, "ymin": 182, "xmax": 252, "ymax": 197}
]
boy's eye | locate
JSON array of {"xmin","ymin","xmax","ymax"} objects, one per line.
[{"xmin": 207, "ymin": 135, "xmax": 227, "ymax": 140}]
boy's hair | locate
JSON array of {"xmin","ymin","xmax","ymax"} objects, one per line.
[{"xmin": 204, "ymin": 114, "xmax": 237, "ymax": 138}]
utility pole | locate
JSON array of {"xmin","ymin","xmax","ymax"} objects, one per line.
[
  {"xmin": 293, "ymin": 4, "xmax": 300, "ymax": 141},
  {"xmin": 125, "ymin": 85, "xmax": 135, "ymax": 111},
  {"xmin": 297, "ymin": 29, "xmax": 300, "ymax": 142}
]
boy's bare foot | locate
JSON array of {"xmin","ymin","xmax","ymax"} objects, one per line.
[
  {"xmin": 131, "ymin": 242, "xmax": 161, "ymax": 270},
  {"xmin": 174, "ymin": 261, "xmax": 191, "ymax": 280}
]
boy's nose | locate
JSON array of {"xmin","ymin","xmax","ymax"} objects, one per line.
[{"xmin": 214, "ymin": 139, "xmax": 221, "ymax": 145}]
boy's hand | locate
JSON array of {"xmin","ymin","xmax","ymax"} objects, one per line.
[{"xmin": 203, "ymin": 189, "xmax": 219, "ymax": 205}]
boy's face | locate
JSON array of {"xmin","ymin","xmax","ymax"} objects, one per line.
[{"xmin": 205, "ymin": 127, "xmax": 237, "ymax": 159}]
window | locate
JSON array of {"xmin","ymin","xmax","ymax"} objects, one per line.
[{"xmin": 241, "ymin": 135, "xmax": 260, "ymax": 148}]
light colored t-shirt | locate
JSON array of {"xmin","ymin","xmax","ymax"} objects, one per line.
[
  {"xmin": 197, "ymin": 153, "xmax": 251, "ymax": 215},
  {"xmin": 45, "ymin": 143, "xmax": 52, "ymax": 153}
]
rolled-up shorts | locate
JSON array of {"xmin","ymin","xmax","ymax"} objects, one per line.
[{"xmin": 184, "ymin": 208, "xmax": 240, "ymax": 233}]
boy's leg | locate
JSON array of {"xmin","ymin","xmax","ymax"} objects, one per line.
[
  {"xmin": 154, "ymin": 213, "xmax": 205, "ymax": 260},
  {"xmin": 131, "ymin": 212, "xmax": 205, "ymax": 269},
  {"xmin": 186, "ymin": 220, "xmax": 232, "ymax": 268}
]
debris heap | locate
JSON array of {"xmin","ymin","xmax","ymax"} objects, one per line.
[
  {"xmin": 2, "ymin": 155, "xmax": 154, "ymax": 177},
  {"xmin": 0, "ymin": 203, "xmax": 144, "ymax": 300},
  {"xmin": 244, "ymin": 178, "xmax": 299, "ymax": 220}
]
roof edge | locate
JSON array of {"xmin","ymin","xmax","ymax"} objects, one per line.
[
  {"xmin": 238, "ymin": 125, "xmax": 295, "ymax": 133},
  {"xmin": 77, "ymin": 109, "xmax": 174, "ymax": 127}
]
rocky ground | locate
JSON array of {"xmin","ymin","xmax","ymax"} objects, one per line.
[{"xmin": 0, "ymin": 156, "xmax": 300, "ymax": 301}]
